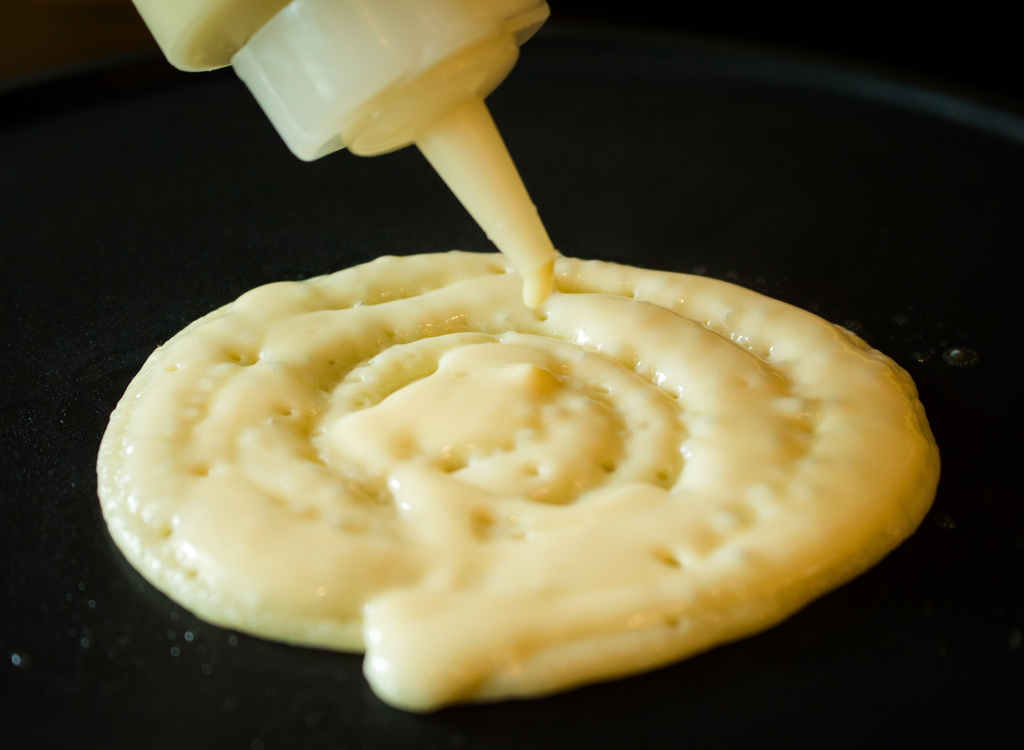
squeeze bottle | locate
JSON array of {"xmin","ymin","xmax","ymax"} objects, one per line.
[{"xmin": 129, "ymin": 0, "xmax": 558, "ymax": 306}]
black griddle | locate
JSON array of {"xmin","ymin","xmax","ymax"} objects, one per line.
[{"xmin": 2, "ymin": 27, "xmax": 1023, "ymax": 748}]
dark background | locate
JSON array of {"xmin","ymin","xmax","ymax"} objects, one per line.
[{"xmin": 555, "ymin": 1, "xmax": 1024, "ymax": 104}]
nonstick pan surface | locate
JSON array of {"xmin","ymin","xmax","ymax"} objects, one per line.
[{"xmin": 2, "ymin": 28, "xmax": 1022, "ymax": 748}]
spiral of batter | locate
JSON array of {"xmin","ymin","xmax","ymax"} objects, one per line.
[{"xmin": 97, "ymin": 252, "xmax": 939, "ymax": 711}]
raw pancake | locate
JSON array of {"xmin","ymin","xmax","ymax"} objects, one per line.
[{"xmin": 96, "ymin": 252, "xmax": 939, "ymax": 711}]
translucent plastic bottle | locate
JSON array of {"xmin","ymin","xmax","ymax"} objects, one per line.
[{"xmin": 130, "ymin": 0, "xmax": 557, "ymax": 305}]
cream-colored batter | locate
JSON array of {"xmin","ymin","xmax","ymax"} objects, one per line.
[{"xmin": 96, "ymin": 252, "xmax": 939, "ymax": 711}]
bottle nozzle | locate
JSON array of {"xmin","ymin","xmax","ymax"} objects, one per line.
[{"xmin": 416, "ymin": 97, "xmax": 556, "ymax": 307}]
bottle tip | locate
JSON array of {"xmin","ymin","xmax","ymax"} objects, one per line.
[{"xmin": 522, "ymin": 259, "xmax": 555, "ymax": 308}]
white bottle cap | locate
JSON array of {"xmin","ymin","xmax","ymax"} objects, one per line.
[{"xmin": 232, "ymin": 0, "xmax": 549, "ymax": 161}]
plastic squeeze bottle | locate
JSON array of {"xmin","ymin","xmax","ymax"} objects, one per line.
[{"xmin": 129, "ymin": 0, "xmax": 557, "ymax": 306}]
